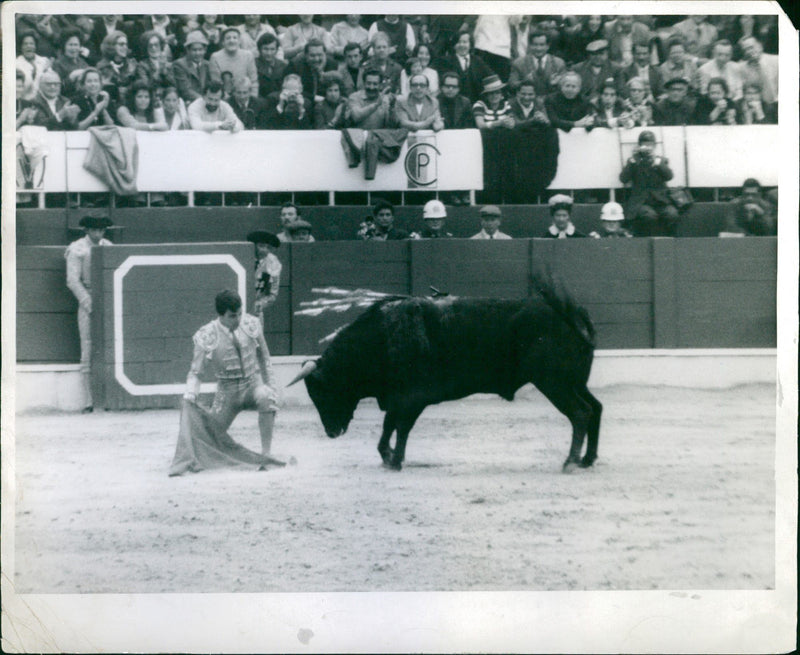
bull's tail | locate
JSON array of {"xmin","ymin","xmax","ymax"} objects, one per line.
[{"xmin": 532, "ymin": 270, "xmax": 596, "ymax": 348}]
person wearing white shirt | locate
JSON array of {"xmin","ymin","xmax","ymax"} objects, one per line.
[
  {"xmin": 187, "ymin": 81, "xmax": 243, "ymax": 132},
  {"xmin": 696, "ymin": 39, "xmax": 743, "ymax": 100}
]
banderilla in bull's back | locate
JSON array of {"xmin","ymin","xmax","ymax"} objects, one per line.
[{"xmin": 289, "ymin": 281, "xmax": 601, "ymax": 472}]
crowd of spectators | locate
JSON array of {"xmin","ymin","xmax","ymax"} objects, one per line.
[{"xmin": 15, "ymin": 13, "xmax": 779, "ymax": 134}]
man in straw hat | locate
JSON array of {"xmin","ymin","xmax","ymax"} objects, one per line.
[
  {"xmin": 472, "ymin": 74, "xmax": 514, "ymax": 129},
  {"xmin": 173, "ymin": 30, "xmax": 211, "ymax": 103},
  {"xmin": 65, "ymin": 215, "xmax": 113, "ymax": 412}
]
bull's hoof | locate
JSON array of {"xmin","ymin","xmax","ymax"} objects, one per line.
[
  {"xmin": 562, "ymin": 460, "xmax": 579, "ymax": 474},
  {"xmin": 579, "ymin": 454, "xmax": 596, "ymax": 468},
  {"xmin": 379, "ymin": 449, "xmax": 394, "ymax": 465},
  {"xmin": 382, "ymin": 458, "xmax": 402, "ymax": 471}
]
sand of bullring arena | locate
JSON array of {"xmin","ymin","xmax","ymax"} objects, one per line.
[{"xmin": 13, "ymin": 384, "xmax": 774, "ymax": 593}]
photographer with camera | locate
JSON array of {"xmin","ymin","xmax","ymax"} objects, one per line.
[
  {"xmin": 264, "ymin": 74, "xmax": 312, "ymax": 129},
  {"xmin": 619, "ymin": 130, "xmax": 679, "ymax": 237},
  {"xmin": 722, "ymin": 178, "xmax": 776, "ymax": 236}
]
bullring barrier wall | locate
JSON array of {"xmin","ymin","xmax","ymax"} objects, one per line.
[
  {"xmin": 17, "ymin": 202, "xmax": 735, "ymax": 246},
  {"xmin": 20, "ymin": 126, "xmax": 778, "ymax": 195},
  {"xmin": 16, "ymin": 238, "xmax": 776, "ymax": 409}
]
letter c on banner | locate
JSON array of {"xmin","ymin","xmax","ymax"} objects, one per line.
[{"xmin": 405, "ymin": 141, "xmax": 440, "ymax": 187}]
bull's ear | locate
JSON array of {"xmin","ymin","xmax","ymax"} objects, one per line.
[{"xmin": 286, "ymin": 360, "xmax": 318, "ymax": 387}]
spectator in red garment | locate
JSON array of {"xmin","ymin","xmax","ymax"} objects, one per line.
[
  {"xmin": 30, "ymin": 70, "xmax": 80, "ymax": 130},
  {"xmin": 544, "ymin": 71, "xmax": 595, "ymax": 132},
  {"xmin": 255, "ymin": 33, "xmax": 287, "ymax": 100}
]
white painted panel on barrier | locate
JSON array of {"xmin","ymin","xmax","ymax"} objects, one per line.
[
  {"xmin": 549, "ymin": 126, "xmax": 688, "ymax": 189},
  {"xmin": 52, "ymin": 129, "xmax": 484, "ymax": 193},
  {"xmin": 37, "ymin": 126, "xmax": 779, "ymax": 194},
  {"xmin": 684, "ymin": 125, "xmax": 779, "ymax": 187}
]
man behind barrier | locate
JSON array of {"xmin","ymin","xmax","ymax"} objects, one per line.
[{"xmin": 65, "ymin": 215, "xmax": 113, "ymax": 413}]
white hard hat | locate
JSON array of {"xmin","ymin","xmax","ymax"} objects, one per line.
[
  {"xmin": 600, "ymin": 202, "xmax": 625, "ymax": 221},
  {"xmin": 423, "ymin": 199, "xmax": 447, "ymax": 219}
]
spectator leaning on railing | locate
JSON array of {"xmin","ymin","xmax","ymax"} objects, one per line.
[
  {"xmin": 653, "ymin": 76, "xmax": 695, "ymax": 125},
  {"xmin": 72, "ymin": 67, "xmax": 114, "ymax": 130},
  {"xmin": 116, "ymin": 80, "xmax": 168, "ymax": 131},
  {"xmin": 544, "ymin": 71, "xmax": 595, "ymax": 132},
  {"xmin": 394, "ymin": 73, "xmax": 444, "ymax": 132},
  {"xmin": 438, "ymin": 72, "xmax": 475, "ymax": 128},
  {"xmin": 187, "ymin": 80, "xmax": 243, "ymax": 132}
]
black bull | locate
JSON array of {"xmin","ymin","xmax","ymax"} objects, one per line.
[{"xmin": 289, "ymin": 286, "xmax": 602, "ymax": 472}]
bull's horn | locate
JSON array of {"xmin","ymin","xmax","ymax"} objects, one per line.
[{"xmin": 286, "ymin": 360, "xmax": 317, "ymax": 387}]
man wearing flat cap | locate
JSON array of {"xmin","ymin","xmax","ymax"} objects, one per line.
[
  {"xmin": 65, "ymin": 215, "xmax": 113, "ymax": 412},
  {"xmin": 572, "ymin": 39, "xmax": 616, "ymax": 104},
  {"xmin": 173, "ymin": 31, "xmax": 211, "ymax": 103},
  {"xmin": 247, "ymin": 230, "xmax": 282, "ymax": 317},
  {"xmin": 284, "ymin": 219, "xmax": 314, "ymax": 242},
  {"xmin": 653, "ymin": 76, "xmax": 695, "ymax": 125},
  {"xmin": 470, "ymin": 205, "xmax": 512, "ymax": 239}
]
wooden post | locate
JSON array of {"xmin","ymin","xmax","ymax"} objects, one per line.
[{"xmin": 651, "ymin": 237, "xmax": 678, "ymax": 348}]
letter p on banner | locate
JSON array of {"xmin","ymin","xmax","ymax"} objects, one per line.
[{"xmin": 405, "ymin": 134, "xmax": 440, "ymax": 188}]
